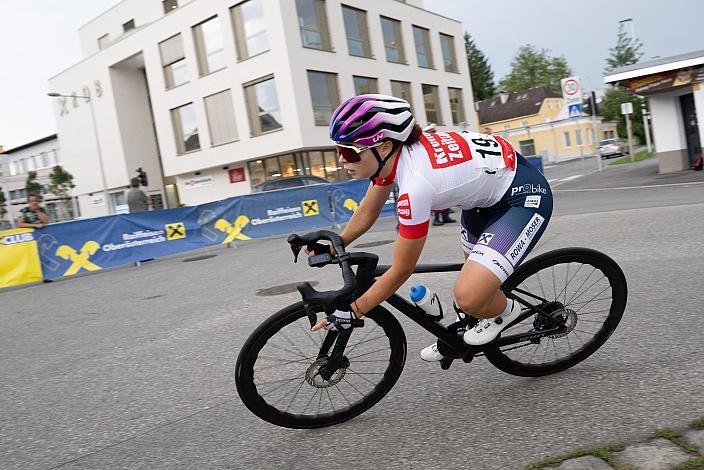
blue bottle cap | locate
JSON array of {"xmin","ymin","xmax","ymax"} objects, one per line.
[{"xmin": 409, "ymin": 285, "xmax": 427, "ymax": 303}]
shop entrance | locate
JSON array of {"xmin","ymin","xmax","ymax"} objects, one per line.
[{"xmin": 679, "ymin": 93, "xmax": 702, "ymax": 166}]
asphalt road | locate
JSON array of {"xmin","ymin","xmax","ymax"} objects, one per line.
[{"xmin": 1, "ymin": 166, "xmax": 703, "ymax": 470}]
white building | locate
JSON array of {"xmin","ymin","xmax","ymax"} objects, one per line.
[
  {"xmin": 49, "ymin": 0, "xmax": 476, "ymax": 217},
  {"xmin": 0, "ymin": 135, "xmax": 78, "ymax": 227},
  {"xmin": 604, "ymin": 50, "xmax": 704, "ymax": 173}
]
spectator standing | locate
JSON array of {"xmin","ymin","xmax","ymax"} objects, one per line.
[
  {"xmin": 127, "ymin": 177, "xmax": 153, "ymax": 213},
  {"xmin": 16, "ymin": 193, "xmax": 49, "ymax": 229}
]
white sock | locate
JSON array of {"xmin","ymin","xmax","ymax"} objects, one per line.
[{"xmin": 500, "ymin": 299, "xmax": 515, "ymax": 317}]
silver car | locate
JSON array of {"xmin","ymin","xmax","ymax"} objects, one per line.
[{"xmin": 599, "ymin": 138, "xmax": 626, "ymax": 159}]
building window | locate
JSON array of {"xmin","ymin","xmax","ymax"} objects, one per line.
[
  {"xmin": 448, "ymin": 87, "xmax": 465, "ymax": 125},
  {"xmin": 563, "ymin": 131, "xmax": 571, "ymax": 147},
  {"xmin": 413, "ymin": 25, "xmax": 433, "ymax": 68},
  {"xmin": 204, "ymin": 89, "xmax": 238, "ymax": 146},
  {"xmin": 587, "ymin": 127, "xmax": 594, "ymax": 145},
  {"xmin": 381, "ymin": 16, "xmax": 404, "ymax": 64},
  {"xmin": 159, "ymin": 34, "xmax": 188, "ymax": 89},
  {"xmin": 163, "ymin": 0, "xmax": 178, "ymax": 14},
  {"xmin": 171, "ymin": 103, "xmax": 200, "ymax": 154},
  {"xmin": 122, "ymin": 19, "xmax": 135, "ymax": 33},
  {"xmin": 519, "ymin": 139, "xmax": 535, "ymax": 156},
  {"xmin": 193, "ymin": 16, "xmax": 225, "ymax": 76},
  {"xmin": 521, "ymin": 120, "xmax": 529, "ymax": 128},
  {"xmin": 296, "ymin": 0, "xmax": 331, "ymax": 50},
  {"xmin": 342, "ymin": 5, "xmax": 371, "ymax": 58},
  {"xmin": 503, "ymin": 124, "xmax": 511, "ymax": 131},
  {"xmin": 231, "ymin": 0, "xmax": 269, "ymax": 60},
  {"xmin": 575, "ymin": 129, "xmax": 583, "ymax": 146},
  {"xmin": 307, "ymin": 71, "xmax": 339, "ymax": 126},
  {"xmin": 439, "ymin": 33, "xmax": 457, "ymax": 72},
  {"xmin": 422, "ymin": 84, "xmax": 441, "ymax": 125},
  {"xmin": 353, "ymin": 75, "xmax": 378, "ymax": 95},
  {"xmin": 98, "ymin": 34, "xmax": 109, "ymax": 50},
  {"xmin": 304, "ymin": 150, "xmax": 347, "ymax": 182},
  {"xmin": 391, "ymin": 80, "xmax": 413, "ymax": 112},
  {"xmin": 244, "ymin": 75, "xmax": 283, "ymax": 136}
]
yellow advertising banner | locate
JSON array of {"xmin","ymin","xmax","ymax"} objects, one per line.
[{"xmin": 0, "ymin": 228, "xmax": 43, "ymax": 289}]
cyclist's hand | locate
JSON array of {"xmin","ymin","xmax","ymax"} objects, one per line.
[
  {"xmin": 311, "ymin": 309, "xmax": 356, "ymax": 332},
  {"xmin": 304, "ymin": 242, "xmax": 336, "ymax": 257}
]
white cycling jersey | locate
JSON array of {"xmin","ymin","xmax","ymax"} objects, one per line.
[{"xmin": 375, "ymin": 130, "xmax": 519, "ymax": 239}]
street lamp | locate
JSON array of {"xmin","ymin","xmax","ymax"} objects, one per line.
[{"xmin": 47, "ymin": 92, "xmax": 111, "ymax": 214}]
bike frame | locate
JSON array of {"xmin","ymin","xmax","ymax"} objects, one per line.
[{"xmin": 337, "ymin": 255, "xmax": 565, "ymax": 364}]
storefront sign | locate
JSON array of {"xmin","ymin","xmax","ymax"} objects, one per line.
[
  {"xmin": 91, "ymin": 194, "xmax": 106, "ymax": 207},
  {"xmin": 628, "ymin": 67, "xmax": 704, "ymax": 95},
  {"xmin": 228, "ymin": 168, "xmax": 246, "ymax": 183},
  {"xmin": 183, "ymin": 176, "xmax": 214, "ymax": 189}
]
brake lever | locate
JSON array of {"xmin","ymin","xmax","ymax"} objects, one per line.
[{"xmin": 290, "ymin": 243, "xmax": 302, "ymax": 263}]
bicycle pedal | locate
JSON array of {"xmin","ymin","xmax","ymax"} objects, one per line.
[{"xmin": 440, "ymin": 358, "xmax": 453, "ymax": 370}]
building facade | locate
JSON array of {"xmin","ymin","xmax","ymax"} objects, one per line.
[
  {"xmin": 0, "ymin": 135, "xmax": 78, "ymax": 227},
  {"xmin": 604, "ymin": 50, "xmax": 704, "ymax": 173},
  {"xmin": 478, "ymin": 88, "xmax": 617, "ymax": 163},
  {"xmin": 49, "ymin": 0, "xmax": 476, "ymax": 217}
]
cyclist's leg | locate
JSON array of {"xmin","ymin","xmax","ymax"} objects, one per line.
[
  {"xmin": 459, "ymin": 207, "xmax": 493, "ymax": 261},
  {"xmin": 454, "ymin": 156, "xmax": 554, "ymax": 320}
]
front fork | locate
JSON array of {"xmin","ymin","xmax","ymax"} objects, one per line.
[{"xmin": 305, "ymin": 303, "xmax": 363, "ymax": 381}]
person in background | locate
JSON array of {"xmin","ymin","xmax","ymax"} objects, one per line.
[
  {"xmin": 423, "ymin": 123, "xmax": 456, "ymax": 226},
  {"xmin": 17, "ymin": 193, "xmax": 49, "ymax": 228},
  {"xmin": 482, "ymin": 127, "xmax": 492, "ymax": 134},
  {"xmin": 127, "ymin": 177, "xmax": 153, "ymax": 213}
]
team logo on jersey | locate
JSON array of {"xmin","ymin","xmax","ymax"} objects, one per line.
[
  {"xmin": 397, "ymin": 193, "xmax": 412, "ymax": 219},
  {"xmin": 420, "ymin": 132, "xmax": 472, "ymax": 169},
  {"xmin": 524, "ymin": 195, "xmax": 541, "ymax": 208},
  {"xmin": 477, "ymin": 233, "xmax": 494, "ymax": 245}
]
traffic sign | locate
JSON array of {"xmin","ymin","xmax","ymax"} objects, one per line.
[
  {"xmin": 621, "ymin": 102, "xmax": 634, "ymax": 115},
  {"xmin": 561, "ymin": 76, "xmax": 582, "ymax": 107},
  {"xmin": 568, "ymin": 104, "xmax": 582, "ymax": 118}
]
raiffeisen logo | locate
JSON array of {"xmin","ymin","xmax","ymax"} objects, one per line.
[{"xmin": 2, "ymin": 232, "xmax": 34, "ymax": 246}]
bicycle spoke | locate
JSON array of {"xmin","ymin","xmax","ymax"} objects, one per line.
[
  {"xmin": 260, "ymin": 374, "xmax": 306, "ymax": 398},
  {"xmin": 333, "ymin": 383, "xmax": 352, "ymax": 406},
  {"xmin": 284, "ymin": 379, "xmax": 308, "ymax": 412},
  {"xmin": 573, "ymin": 285, "xmax": 612, "ymax": 314},
  {"xmin": 301, "ymin": 388, "xmax": 319, "ymax": 415},
  {"xmin": 279, "ymin": 329, "xmax": 309, "ymax": 361},
  {"xmin": 565, "ymin": 267, "xmax": 597, "ymax": 305},
  {"xmin": 346, "ymin": 367, "xmax": 378, "ymax": 386},
  {"xmin": 551, "ymin": 266, "xmax": 557, "ymax": 302},
  {"xmin": 347, "ymin": 348, "xmax": 390, "ymax": 360},
  {"xmin": 341, "ymin": 376, "xmax": 367, "ymax": 397},
  {"xmin": 325, "ymin": 388, "xmax": 335, "ymax": 413}
]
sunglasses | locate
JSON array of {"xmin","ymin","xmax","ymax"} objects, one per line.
[{"xmin": 335, "ymin": 142, "xmax": 383, "ymax": 163}]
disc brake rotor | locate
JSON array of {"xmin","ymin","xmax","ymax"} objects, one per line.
[{"xmin": 305, "ymin": 357, "xmax": 347, "ymax": 388}]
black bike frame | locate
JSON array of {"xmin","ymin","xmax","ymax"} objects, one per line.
[{"xmin": 368, "ymin": 262, "xmax": 564, "ymax": 362}]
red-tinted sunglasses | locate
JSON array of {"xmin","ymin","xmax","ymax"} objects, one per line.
[{"xmin": 335, "ymin": 142, "xmax": 383, "ymax": 163}]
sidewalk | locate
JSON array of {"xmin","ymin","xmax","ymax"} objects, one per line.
[
  {"xmin": 554, "ymin": 156, "xmax": 704, "ymax": 191},
  {"xmin": 525, "ymin": 417, "xmax": 704, "ymax": 469}
]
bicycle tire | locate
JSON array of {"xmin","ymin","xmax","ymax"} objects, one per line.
[
  {"xmin": 235, "ymin": 301, "xmax": 407, "ymax": 428},
  {"xmin": 484, "ymin": 247, "xmax": 627, "ymax": 377}
]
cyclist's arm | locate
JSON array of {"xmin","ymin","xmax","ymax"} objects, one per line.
[
  {"xmin": 352, "ymin": 235, "xmax": 425, "ymax": 316},
  {"xmin": 340, "ymin": 182, "xmax": 393, "ymax": 247}
]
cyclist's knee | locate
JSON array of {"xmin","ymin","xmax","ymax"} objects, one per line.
[{"xmin": 453, "ymin": 289, "xmax": 492, "ymax": 316}]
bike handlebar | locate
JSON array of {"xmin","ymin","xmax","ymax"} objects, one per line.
[{"xmin": 287, "ymin": 230, "xmax": 357, "ymax": 311}]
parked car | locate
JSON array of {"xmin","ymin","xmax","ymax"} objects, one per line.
[
  {"xmin": 599, "ymin": 138, "xmax": 626, "ymax": 159},
  {"xmin": 252, "ymin": 175, "xmax": 329, "ymax": 192}
]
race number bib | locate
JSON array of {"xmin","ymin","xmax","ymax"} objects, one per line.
[{"xmin": 466, "ymin": 133, "xmax": 517, "ymax": 171}]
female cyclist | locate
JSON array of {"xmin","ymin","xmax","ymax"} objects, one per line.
[{"xmin": 311, "ymin": 94, "xmax": 553, "ymax": 362}]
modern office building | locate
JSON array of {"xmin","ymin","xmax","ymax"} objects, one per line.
[{"xmin": 49, "ymin": 0, "xmax": 476, "ymax": 217}]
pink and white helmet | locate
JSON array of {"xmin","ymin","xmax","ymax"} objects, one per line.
[{"xmin": 329, "ymin": 94, "xmax": 415, "ymax": 146}]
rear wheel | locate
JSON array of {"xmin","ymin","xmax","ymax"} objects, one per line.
[
  {"xmin": 235, "ymin": 302, "xmax": 406, "ymax": 428},
  {"xmin": 484, "ymin": 248, "xmax": 627, "ymax": 377}
]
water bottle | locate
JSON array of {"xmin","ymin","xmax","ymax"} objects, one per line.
[{"xmin": 409, "ymin": 284, "xmax": 443, "ymax": 321}]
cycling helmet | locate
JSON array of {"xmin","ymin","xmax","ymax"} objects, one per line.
[
  {"xmin": 329, "ymin": 94, "xmax": 415, "ymax": 146},
  {"xmin": 330, "ymin": 94, "xmax": 415, "ymax": 182}
]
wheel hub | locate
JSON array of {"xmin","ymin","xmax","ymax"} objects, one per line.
[
  {"xmin": 305, "ymin": 357, "xmax": 347, "ymax": 387},
  {"xmin": 533, "ymin": 301, "xmax": 577, "ymax": 339}
]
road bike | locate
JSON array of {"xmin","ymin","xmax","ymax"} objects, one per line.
[{"xmin": 235, "ymin": 230, "xmax": 627, "ymax": 428}]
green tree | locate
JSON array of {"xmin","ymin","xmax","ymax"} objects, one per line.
[
  {"xmin": 49, "ymin": 165, "xmax": 75, "ymax": 220},
  {"xmin": 599, "ymin": 87, "xmax": 646, "ymax": 144},
  {"xmin": 25, "ymin": 171, "xmax": 42, "ymax": 195},
  {"xmin": 605, "ymin": 23, "xmax": 644, "ymax": 73},
  {"xmin": 464, "ymin": 32, "xmax": 496, "ymax": 102},
  {"xmin": 499, "ymin": 45, "xmax": 572, "ymax": 95}
]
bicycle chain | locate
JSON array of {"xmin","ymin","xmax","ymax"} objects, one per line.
[{"xmin": 474, "ymin": 341, "xmax": 534, "ymax": 357}]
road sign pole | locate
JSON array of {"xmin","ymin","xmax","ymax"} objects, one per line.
[
  {"xmin": 641, "ymin": 101, "xmax": 652, "ymax": 153},
  {"xmin": 626, "ymin": 113, "xmax": 634, "ymax": 162},
  {"xmin": 589, "ymin": 90, "xmax": 602, "ymax": 172}
]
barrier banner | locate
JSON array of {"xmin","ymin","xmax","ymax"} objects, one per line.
[
  {"xmin": 37, "ymin": 207, "xmax": 202, "ymax": 280},
  {"xmin": 328, "ymin": 180, "xmax": 397, "ymax": 223},
  {"xmin": 198, "ymin": 186, "xmax": 334, "ymax": 246},
  {"xmin": 0, "ymin": 228, "xmax": 43, "ymax": 288}
]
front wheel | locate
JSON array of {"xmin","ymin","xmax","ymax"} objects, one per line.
[
  {"xmin": 235, "ymin": 302, "xmax": 407, "ymax": 428},
  {"xmin": 484, "ymin": 248, "xmax": 627, "ymax": 377}
]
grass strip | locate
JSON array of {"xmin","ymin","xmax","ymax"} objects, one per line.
[
  {"xmin": 523, "ymin": 444, "xmax": 628, "ymax": 470},
  {"xmin": 690, "ymin": 417, "xmax": 704, "ymax": 430},
  {"xmin": 608, "ymin": 150, "xmax": 655, "ymax": 165},
  {"xmin": 675, "ymin": 456, "xmax": 704, "ymax": 470},
  {"xmin": 655, "ymin": 428, "xmax": 700, "ymax": 454}
]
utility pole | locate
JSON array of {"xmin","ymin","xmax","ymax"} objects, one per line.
[{"xmin": 621, "ymin": 102, "xmax": 635, "ymax": 162}]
